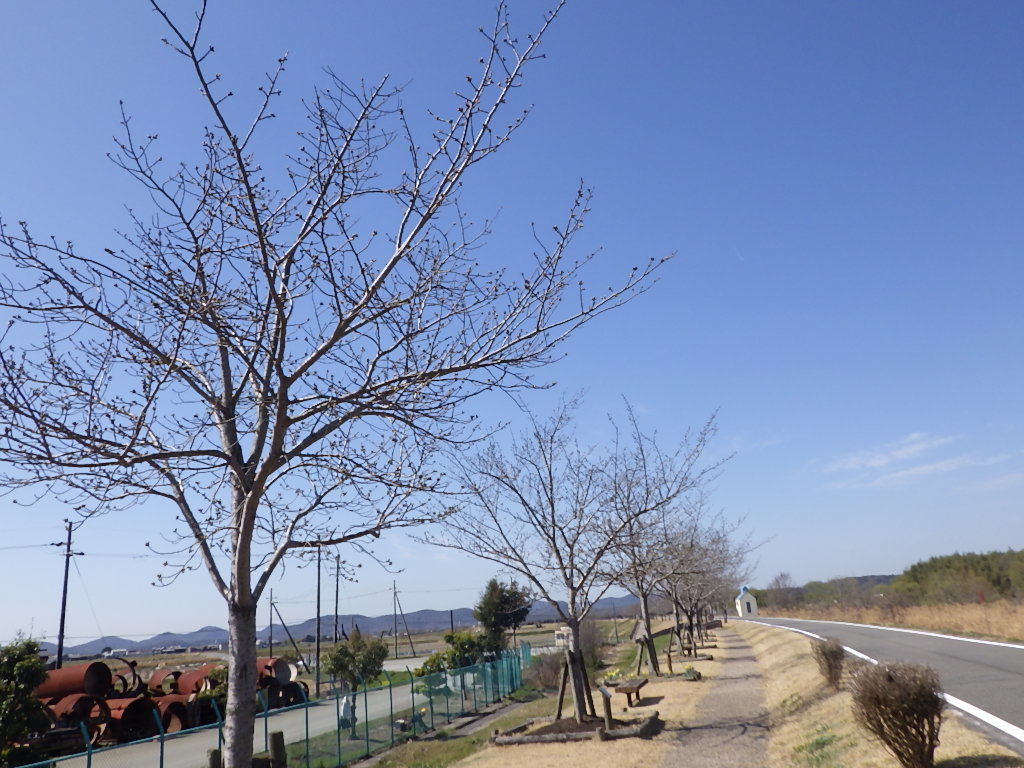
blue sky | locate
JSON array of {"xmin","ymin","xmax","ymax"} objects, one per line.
[{"xmin": 1, "ymin": 1, "xmax": 1023, "ymax": 643}]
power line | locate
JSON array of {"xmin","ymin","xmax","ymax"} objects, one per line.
[{"xmin": 71, "ymin": 556, "xmax": 105, "ymax": 639}]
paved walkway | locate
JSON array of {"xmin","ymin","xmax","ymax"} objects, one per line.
[{"xmin": 661, "ymin": 626, "xmax": 770, "ymax": 767}]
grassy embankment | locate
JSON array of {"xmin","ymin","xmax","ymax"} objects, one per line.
[
  {"xmin": 771, "ymin": 602, "xmax": 1024, "ymax": 645},
  {"xmin": 732, "ymin": 620, "xmax": 1024, "ymax": 768}
]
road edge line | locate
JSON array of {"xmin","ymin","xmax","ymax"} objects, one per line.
[
  {"xmin": 742, "ymin": 618, "xmax": 1024, "ymax": 747},
  {"xmin": 755, "ymin": 615, "xmax": 1024, "ymax": 652}
]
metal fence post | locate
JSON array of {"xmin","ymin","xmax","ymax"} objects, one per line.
[
  {"xmin": 362, "ymin": 676, "xmax": 371, "ymax": 757},
  {"xmin": 258, "ymin": 688, "xmax": 270, "ymax": 753},
  {"xmin": 383, "ymin": 670, "xmax": 394, "ymax": 746},
  {"xmin": 78, "ymin": 721, "xmax": 93, "ymax": 768},
  {"xmin": 444, "ymin": 671, "xmax": 451, "ymax": 723},
  {"xmin": 471, "ymin": 663, "xmax": 478, "ymax": 712},
  {"xmin": 406, "ymin": 666, "xmax": 416, "ymax": 736},
  {"xmin": 152, "ymin": 708, "xmax": 166, "ymax": 768},
  {"xmin": 212, "ymin": 697, "xmax": 224, "ymax": 753},
  {"xmin": 300, "ymin": 684, "xmax": 311, "ymax": 768},
  {"xmin": 333, "ymin": 677, "xmax": 342, "ymax": 765},
  {"xmin": 427, "ymin": 672, "xmax": 436, "ymax": 730}
]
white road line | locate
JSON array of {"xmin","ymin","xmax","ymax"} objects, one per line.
[
  {"xmin": 756, "ymin": 615, "xmax": 1024, "ymax": 651},
  {"xmin": 743, "ymin": 618, "xmax": 1024, "ymax": 747}
]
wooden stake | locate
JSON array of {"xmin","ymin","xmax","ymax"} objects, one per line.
[
  {"xmin": 555, "ymin": 659, "xmax": 569, "ymax": 721},
  {"xmin": 599, "ymin": 687, "xmax": 614, "ymax": 730},
  {"xmin": 580, "ymin": 658, "xmax": 596, "ymax": 717},
  {"xmin": 269, "ymin": 731, "xmax": 287, "ymax": 768}
]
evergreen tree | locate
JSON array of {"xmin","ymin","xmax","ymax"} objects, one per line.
[
  {"xmin": 473, "ymin": 578, "xmax": 532, "ymax": 651},
  {"xmin": 322, "ymin": 627, "xmax": 388, "ymax": 691}
]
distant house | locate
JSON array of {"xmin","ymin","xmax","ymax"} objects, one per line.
[
  {"xmin": 734, "ymin": 586, "xmax": 758, "ymax": 618},
  {"xmin": 554, "ymin": 626, "xmax": 572, "ymax": 648}
]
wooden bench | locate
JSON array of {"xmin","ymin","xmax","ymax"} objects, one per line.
[{"xmin": 614, "ymin": 677, "xmax": 648, "ymax": 707}]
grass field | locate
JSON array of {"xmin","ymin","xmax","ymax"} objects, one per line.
[{"xmin": 732, "ymin": 620, "xmax": 1024, "ymax": 768}]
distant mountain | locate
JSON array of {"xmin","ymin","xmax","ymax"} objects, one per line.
[
  {"xmin": 144, "ymin": 625, "xmax": 231, "ymax": 648},
  {"xmin": 67, "ymin": 636, "xmax": 142, "ymax": 655},
  {"xmin": 525, "ymin": 594, "xmax": 641, "ymax": 622},
  {"xmin": 258, "ymin": 608, "xmax": 479, "ymax": 641},
  {"xmin": 37, "ymin": 641, "xmax": 57, "ymax": 657},
  {"xmin": 53, "ymin": 594, "xmax": 646, "ymax": 654}
]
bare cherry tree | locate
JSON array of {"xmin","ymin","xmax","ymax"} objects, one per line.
[
  {"xmin": 658, "ymin": 501, "xmax": 751, "ymax": 654},
  {"xmin": 427, "ymin": 403, "xmax": 709, "ymax": 722},
  {"xmin": 0, "ymin": 3, "xmax": 667, "ymax": 765},
  {"xmin": 603, "ymin": 406, "xmax": 719, "ymax": 675}
]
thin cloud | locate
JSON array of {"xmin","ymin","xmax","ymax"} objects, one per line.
[
  {"xmin": 823, "ymin": 432, "xmax": 957, "ymax": 474},
  {"xmin": 961, "ymin": 470, "xmax": 1024, "ymax": 493},
  {"xmin": 874, "ymin": 454, "xmax": 1010, "ymax": 485},
  {"xmin": 830, "ymin": 453, "xmax": 1011, "ymax": 489}
]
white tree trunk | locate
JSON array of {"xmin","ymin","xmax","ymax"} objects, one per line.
[{"xmin": 224, "ymin": 601, "xmax": 258, "ymax": 768}]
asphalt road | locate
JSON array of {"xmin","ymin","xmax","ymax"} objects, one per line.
[{"xmin": 750, "ymin": 616, "xmax": 1024, "ymax": 751}]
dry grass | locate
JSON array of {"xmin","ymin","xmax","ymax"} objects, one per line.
[
  {"xmin": 775, "ymin": 602, "xmax": 1024, "ymax": 644},
  {"xmin": 732, "ymin": 621, "xmax": 1024, "ymax": 768},
  {"xmin": 453, "ymin": 646, "xmax": 722, "ymax": 768}
]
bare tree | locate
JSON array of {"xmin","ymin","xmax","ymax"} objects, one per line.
[
  {"xmin": 765, "ymin": 571, "xmax": 797, "ymax": 610},
  {"xmin": 427, "ymin": 403, "xmax": 708, "ymax": 721},
  {"xmin": 0, "ymin": 4, "xmax": 667, "ymax": 765},
  {"xmin": 603, "ymin": 406, "xmax": 719, "ymax": 675},
  {"xmin": 658, "ymin": 501, "xmax": 751, "ymax": 655}
]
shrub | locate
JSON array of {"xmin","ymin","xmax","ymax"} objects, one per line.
[
  {"xmin": 524, "ymin": 653, "xmax": 563, "ymax": 690},
  {"xmin": 811, "ymin": 637, "xmax": 845, "ymax": 689},
  {"xmin": 578, "ymin": 620, "xmax": 603, "ymax": 671},
  {"xmin": 0, "ymin": 635, "xmax": 50, "ymax": 767},
  {"xmin": 414, "ymin": 631, "xmax": 487, "ymax": 676},
  {"xmin": 850, "ymin": 662, "xmax": 943, "ymax": 768}
]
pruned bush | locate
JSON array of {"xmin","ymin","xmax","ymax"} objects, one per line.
[
  {"xmin": 524, "ymin": 652, "xmax": 564, "ymax": 690},
  {"xmin": 850, "ymin": 662, "xmax": 943, "ymax": 768},
  {"xmin": 811, "ymin": 637, "xmax": 845, "ymax": 689},
  {"xmin": 578, "ymin": 620, "xmax": 603, "ymax": 672}
]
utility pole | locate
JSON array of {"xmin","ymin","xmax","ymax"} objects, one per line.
[
  {"xmin": 51, "ymin": 520, "xmax": 83, "ymax": 669},
  {"xmin": 393, "ymin": 581, "xmax": 399, "ymax": 658},
  {"xmin": 315, "ymin": 546, "xmax": 322, "ymax": 698},
  {"xmin": 395, "ymin": 591, "xmax": 417, "ymax": 656},
  {"xmin": 334, "ymin": 556, "xmax": 341, "ymax": 644},
  {"xmin": 269, "ymin": 588, "xmax": 274, "ymax": 658}
]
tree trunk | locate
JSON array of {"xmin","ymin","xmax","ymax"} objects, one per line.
[
  {"xmin": 567, "ymin": 623, "xmax": 589, "ymax": 723},
  {"xmin": 224, "ymin": 600, "xmax": 258, "ymax": 768},
  {"xmin": 638, "ymin": 593, "xmax": 660, "ymax": 676},
  {"xmin": 672, "ymin": 601, "xmax": 686, "ymax": 656}
]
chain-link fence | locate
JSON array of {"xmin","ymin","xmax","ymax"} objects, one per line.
[{"xmin": 17, "ymin": 645, "xmax": 527, "ymax": 768}]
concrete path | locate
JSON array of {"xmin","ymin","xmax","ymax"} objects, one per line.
[{"xmin": 661, "ymin": 626, "xmax": 770, "ymax": 767}]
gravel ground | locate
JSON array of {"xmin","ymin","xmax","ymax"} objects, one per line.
[{"xmin": 661, "ymin": 627, "xmax": 770, "ymax": 767}]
